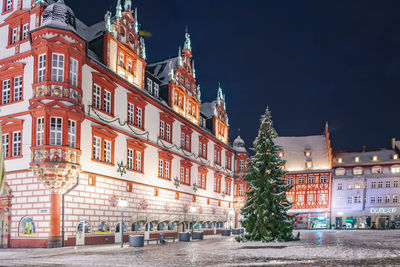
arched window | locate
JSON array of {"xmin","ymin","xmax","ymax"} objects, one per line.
[
  {"xmin": 194, "ymin": 223, "xmax": 200, "ymax": 229},
  {"xmin": 145, "ymin": 222, "xmax": 154, "ymax": 231},
  {"xmin": 97, "ymin": 221, "xmax": 111, "ymax": 234},
  {"xmin": 19, "ymin": 217, "xmax": 36, "ymax": 236},
  {"xmin": 115, "ymin": 222, "xmax": 126, "ymax": 233},
  {"xmin": 157, "ymin": 222, "xmax": 165, "ymax": 231},
  {"xmin": 131, "ymin": 222, "xmax": 141, "ymax": 232},
  {"xmin": 208, "ymin": 223, "xmax": 213, "ymax": 229},
  {"xmin": 168, "ymin": 222, "xmax": 175, "ymax": 230},
  {"xmin": 77, "ymin": 221, "xmax": 92, "ymax": 234},
  {"xmin": 201, "ymin": 223, "xmax": 206, "ymax": 229}
]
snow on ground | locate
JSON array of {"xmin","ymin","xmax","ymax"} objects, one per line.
[{"xmin": 1, "ymin": 230, "xmax": 400, "ymax": 266}]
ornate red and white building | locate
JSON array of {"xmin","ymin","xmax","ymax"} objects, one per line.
[
  {"xmin": 0, "ymin": 0, "xmax": 248, "ymax": 248},
  {"xmin": 275, "ymin": 124, "xmax": 333, "ymax": 229}
]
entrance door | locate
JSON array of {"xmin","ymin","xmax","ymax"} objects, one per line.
[
  {"xmin": 336, "ymin": 217, "xmax": 342, "ymax": 229},
  {"xmin": 76, "ymin": 221, "xmax": 91, "ymax": 246},
  {"xmin": 0, "ymin": 212, "xmax": 5, "ymax": 248},
  {"xmin": 115, "ymin": 222, "xmax": 126, "ymax": 244}
]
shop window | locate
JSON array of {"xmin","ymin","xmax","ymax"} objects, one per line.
[
  {"xmin": 92, "ymin": 126, "xmax": 117, "ymax": 165},
  {"xmin": 158, "ymin": 151, "xmax": 173, "ymax": 180},
  {"xmin": 159, "ymin": 112, "xmax": 174, "ymax": 143},
  {"xmin": 19, "ymin": 217, "xmax": 35, "ymax": 236},
  {"xmin": 127, "ymin": 138, "xmax": 146, "ymax": 173},
  {"xmin": 180, "ymin": 160, "xmax": 192, "ymax": 185},
  {"xmin": 77, "ymin": 221, "xmax": 92, "ymax": 234},
  {"xmin": 198, "ymin": 136, "xmax": 208, "ymax": 159},
  {"xmin": 115, "ymin": 222, "xmax": 126, "ymax": 233}
]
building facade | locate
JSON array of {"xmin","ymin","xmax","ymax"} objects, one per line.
[
  {"xmin": 0, "ymin": 0, "xmax": 248, "ymax": 248},
  {"xmin": 331, "ymin": 140, "xmax": 400, "ymax": 229},
  {"xmin": 276, "ymin": 124, "xmax": 333, "ymax": 229}
]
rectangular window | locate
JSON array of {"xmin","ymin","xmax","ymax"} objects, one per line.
[
  {"xmin": 51, "ymin": 54, "xmax": 64, "ymax": 82},
  {"xmin": 308, "ymin": 176, "xmax": 314, "ymax": 184},
  {"xmin": 93, "ymin": 84, "xmax": 101, "ymax": 109},
  {"xmin": 128, "ymin": 60, "xmax": 132, "ymax": 73},
  {"xmin": 154, "ymin": 83, "xmax": 159, "ymax": 97},
  {"xmin": 164, "ymin": 161, "xmax": 169, "ymax": 179},
  {"xmin": 319, "ymin": 194, "xmax": 326, "ymax": 202},
  {"xmin": 214, "ymin": 177, "xmax": 221, "ymax": 193},
  {"xmin": 238, "ymin": 184, "xmax": 243, "ymax": 196},
  {"xmin": 307, "ymin": 194, "xmax": 314, "ymax": 202},
  {"xmin": 119, "ymin": 53, "xmax": 124, "ymax": 68},
  {"xmin": 50, "ymin": 117, "xmax": 62, "ymax": 146},
  {"xmin": 147, "ymin": 78, "xmax": 152, "ymax": 93},
  {"xmin": 226, "ymin": 180, "xmax": 231, "ymax": 196},
  {"xmin": 287, "ymin": 195, "xmax": 293, "ymax": 202},
  {"xmin": 378, "ymin": 181, "xmax": 383, "ymax": 188},
  {"xmin": 5, "ymin": 0, "xmax": 12, "ymax": 11},
  {"xmin": 158, "ymin": 159, "xmax": 163, "ymax": 177},
  {"xmin": 159, "ymin": 121, "xmax": 164, "ymax": 139},
  {"xmin": 320, "ymin": 176, "xmax": 327, "ymax": 183},
  {"xmin": 128, "ymin": 103, "xmax": 134, "ymax": 124},
  {"xmin": 104, "ymin": 140, "xmax": 111, "ymax": 163},
  {"xmin": 185, "ymin": 169, "xmax": 189, "ymax": 184},
  {"xmin": 38, "ymin": 54, "xmax": 46, "ymax": 82},
  {"xmin": 240, "ymin": 160, "xmax": 244, "ymax": 172},
  {"xmin": 2, "ymin": 79, "xmax": 10, "ymax": 104},
  {"xmin": 11, "ymin": 28, "xmax": 17, "ymax": 44},
  {"xmin": 36, "ymin": 117, "xmax": 44, "ymax": 146},
  {"xmin": 13, "ymin": 76, "xmax": 22, "ymax": 101},
  {"xmin": 136, "ymin": 151, "xmax": 142, "ymax": 172},
  {"xmin": 128, "ymin": 148, "xmax": 134, "ymax": 170},
  {"xmin": 69, "ymin": 58, "xmax": 78, "ymax": 86},
  {"xmin": 136, "ymin": 107, "xmax": 142, "ymax": 128},
  {"xmin": 298, "ymin": 195, "xmax": 304, "ymax": 202},
  {"xmin": 377, "ymin": 196, "xmax": 382, "ymax": 204},
  {"xmin": 298, "ymin": 177, "xmax": 305, "ymax": 184},
  {"xmin": 337, "ymin": 183, "xmax": 343, "ymax": 190},
  {"xmin": 348, "ymin": 182, "xmax": 353, "ymax": 190},
  {"xmin": 2, "ymin": 134, "xmax": 8, "ymax": 158},
  {"xmin": 394, "ymin": 195, "xmax": 398, "ymax": 203},
  {"xmin": 287, "ymin": 177, "xmax": 294, "ymax": 185},
  {"xmin": 385, "ymin": 195, "xmax": 390, "ymax": 204},
  {"xmin": 104, "ymin": 90, "xmax": 111, "ymax": 114},
  {"xmin": 347, "ymin": 196, "xmax": 353, "ymax": 204},
  {"xmin": 394, "ymin": 181, "xmax": 399, "ymax": 188},
  {"xmin": 354, "ymin": 196, "xmax": 361, "ymax": 203},
  {"xmin": 12, "ymin": 131, "xmax": 21, "ymax": 157},
  {"xmin": 355, "ymin": 182, "xmax": 362, "ymax": 189},
  {"xmin": 22, "ymin": 24, "xmax": 29, "ymax": 40},
  {"xmin": 370, "ymin": 196, "xmax": 376, "ymax": 204},
  {"xmin": 166, "ymin": 124, "xmax": 171, "ymax": 142},
  {"xmin": 93, "ymin": 136, "xmax": 101, "ymax": 160},
  {"xmin": 68, "ymin": 120, "xmax": 76, "ymax": 148},
  {"xmin": 386, "ymin": 181, "xmax": 391, "ymax": 188},
  {"xmin": 371, "ymin": 181, "xmax": 376, "ymax": 188}
]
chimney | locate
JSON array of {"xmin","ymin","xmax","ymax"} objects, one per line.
[
  {"xmin": 362, "ymin": 145, "xmax": 366, "ymax": 152},
  {"xmin": 392, "ymin": 138, "xmax": 396, "ymax": 150}
]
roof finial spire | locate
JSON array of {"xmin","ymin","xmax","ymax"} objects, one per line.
[
  {"xmin": 124, "ymin": 0, "xmax": 132, "ymax": 11},
  {"xmin": 178, "ymin": 46, "xmax": 183, "ymax": 66},
  {"xmin": 116, "ymin": 0, "xmax": 122, "ymax": 18},
  {"xmin": 134, "ymin": 7, "xmax": 139, "ymax": 34},
  {"xmin": 192, "ymin": 60, "xmax": 196, "ymax": 79},
  {"xmin": 184, "ymin": 26, "xmax": 191, "ymax": 51}
]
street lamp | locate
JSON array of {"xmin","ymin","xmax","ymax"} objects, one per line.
[
  {"xmin": 190, "ymin": 206, "xmax": 196, "ymax": 234},
  {"xmin": 118, "ymin": 198, "xmax": 128, "ymax": 248}
]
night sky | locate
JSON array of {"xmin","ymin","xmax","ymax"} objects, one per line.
[{"xmin": 67, "ymin": 0, "xmax": 400, "ymax": 151}]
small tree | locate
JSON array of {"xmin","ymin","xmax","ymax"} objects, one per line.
[{"xmin": 237, "ymin": 107, "xmax": 299, "ymax": 242}]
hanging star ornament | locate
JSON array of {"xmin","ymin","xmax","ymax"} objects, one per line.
[
  {"xmin": 192, "ymin": 182, "xmax": 198, "ymax": 193},
  {"xmin": 173, "ymin": 176, "xmax": 180, "ymax": 188},
  {"xmin": 117, "ymin": 161, "xmax": 127, "ymax": 177}
]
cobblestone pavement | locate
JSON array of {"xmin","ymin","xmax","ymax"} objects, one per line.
[{"xmin": 2, "ymin": 230, "xmax": 400, "ymax": 266}]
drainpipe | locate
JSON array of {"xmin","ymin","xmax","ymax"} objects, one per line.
[{"xmin": 62, "ymin": 175, "xmax": 80, "ymax": 247}]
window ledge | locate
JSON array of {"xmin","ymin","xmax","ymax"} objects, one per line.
[
  {"xmin": 127, "ymin": 122, "xmax": 144, "ymax": 132},
  {"xmin": 1, "ymin": 9, "xmax": 13, "ymax": 16},
  {"xmin": 6, "ymin": 39, "xmax": 29, "ymax": 49},
  {"xmin": 4, "ymin": 156, "xmax": 23, "ymax": 161},
  {"xmin": 158, "ymin": 176, "xmax": 171, "ymax": 181},
  {"xmin": 91, "ymin": 159, "xmax": 114, "ymax": 166},
  {"xmin": 92, "ymin": 107, "xmax": 114, "ymax": 118},
  {"xmin": 0, "ymin": 99, "xmax": 24, "ymax": 107},
  {"xmin": 127, "ymin": 169, "xmax": 144, "ymax": 174}
]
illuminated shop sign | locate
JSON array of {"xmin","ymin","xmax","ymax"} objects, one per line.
[{"xmin": 370, "ymin": 207, "xmax": 397, "ymax": 214}]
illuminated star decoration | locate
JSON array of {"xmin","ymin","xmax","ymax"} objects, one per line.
[
  {"xmin": 117, "ymin": 161, "xmax": 126, "ymax": 177},
  {"xmin": 173, "ymin": 176, "xmax": 180, "ymax": 188}
]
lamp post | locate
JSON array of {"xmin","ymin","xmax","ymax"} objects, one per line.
[
  {"xmin": 118, "ymin": 198, "xmax": 128, "ymax": 248},
  {"xmin": 190, "ymin": 206, "xmax": 196, "ymax": 234}
]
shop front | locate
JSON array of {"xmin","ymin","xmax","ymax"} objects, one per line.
[
  {"xmin": 292, "ymin": 211, "xmax": 330, "ymax": 229},
  {"xmin": 334, "ymin": 207, "xmax": 399, "ymax": 229}
]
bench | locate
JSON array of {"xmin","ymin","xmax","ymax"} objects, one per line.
[{"xmin": 145, "ymin": 238, "xmax": 159, "ymax": 245}]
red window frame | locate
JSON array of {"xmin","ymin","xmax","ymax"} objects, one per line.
[
  {"xmin": 127, "ymin": 92, "xmax": 147, "ymax": 130},
  {"xmin": 214, "ymin": 173, "xmax": 222, "ymax": 193},
  {"xmin": 180, "ymin": 159, "xmax": 192, "ymax": 186},
  {"xmin": 159, "ymin": 112, "xmax": 174, "ymax": 143},
  {"xmin": 158, "ymin": 151, "xmax": 173, "ymax": 180},
  {"xmin": 225, "ymin": 151, "xmax": 233, "ymax": 170},
  {"xmin": 180, "ymin": 124, "xmax": 192, "ymax": 152},
  {"xmin": 91, "ymin": 126, "xmax": 117, "ymax": 165},
  {"xmin": 127, "ymin": 138, "xmax": 146, "ymax": 173},
  {"xmin": 0, "ymin": 63, "xmax": 24, "ymax": 106},
  {"xmin": 199, "ymin": 135, "xmax": 208, "ymax": 159},
  {"xmin": 92, "ymin": 72, "xmax": 117, "ymax": 116},
  {"xmin": 214, "ymin": 145, "xmax": 222, "ymax": 166},
  {"xmin": 2, "ymin": 0, "xmax": 13, "ymax": 15},
  {"xmin": 1, "ymin": 119, "xmax": 23, "ymax": 160},
  {"xmin": 198, "ymin": 165, "xmax": 208, "ymax": 190},
  {"xmin": 225, "ymin": 177, "xmax": 232, "ymax": 196}
]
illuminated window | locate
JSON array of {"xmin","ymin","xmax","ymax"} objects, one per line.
[
  {"xmin": 348, "ymin": 182, "xmax": 353, "ymax": 190},
  {"xmin": 304, "ymin": 150, "xmax": 312, "ymax": 157},
  {"xmin": 354, "ymin": 156, "xmax": 360, "ymax": 162},
  {"xmin": 287, "ymin": 177, "xmax": 294, "ymax": 185},
  {"xmin": 372, "ymin": 166, "xmax": 382, "ymax": 174},
  {"xmin": 335, "ymin": 168, "xmax": 345, "ymax": 176},
  {"xmin": 305, "ymin": 161, "xmax": 313, "ymax": 168},
  {"xmin": 337, "ymin": 158, "xmax": 343, "ymax": 163},
  {"xmin": 355, "ymin": 181, "xmax": 362, "ymax": 189},
  {"xmin": 393, "ymin": 154, "xmax": 399, "ymax": 160},
  {"xmin": 278, "ymin": 152, "xmax": 284, "ymax": 158},
  {"xmin": 297, "ymin": 195, "xmax": 304, "ymax": 202},
  {"xmin": 51, "ymin": 53, "xmax": 64, "ymax": 82},
  {"xmin": 38, "ymin": 54, "xmax": 46, "ymax": 82},
  {"xmin": 391, "ymin": 166, "xmax": 400, "ymax": 173},
  {"xmin": 372, "ymin": 155, "xmax": 378, "ymax": 161},
  {"xmin": 298, "ymin": 177, "xmax": 305, "ymax": 184},
  {"xmin": 353, "ymin": 167, "xmax": 363, "ymax": 175},
  {"xmin": 127, "ymin": 60, "xmax": 133, "ymax": 74}
]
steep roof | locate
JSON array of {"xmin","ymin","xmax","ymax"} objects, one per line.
[
  {"xmin": 275, "ymin": 135, "xmax": 330, "ymax": 172},
  {"xmin": 333, "ymin": 149, "xmax": 400, "ymax": 167},
  {"xmin": 147, "ymin": 57, "xmax": 179, "ymax": 86},
  {"xmin": 233, "ymin": 135, "xmax": 247, "ymax": 153},
  {"xmin": 200, "ymin": 101, "xmax": 216, "ymax": 119}
]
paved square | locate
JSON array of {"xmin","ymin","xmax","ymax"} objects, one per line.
[{"xmin": 2, "ymin": 230, "xmax": 400, "ymax": 266}]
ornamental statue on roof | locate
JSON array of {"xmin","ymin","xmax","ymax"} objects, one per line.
[
  {"xmin": 124, "ymin": 0, "xmax": 132, "ymax": 11},
  {"xmin": 184, "ymin": 32, "xmax": 191, "ymax": 51}
]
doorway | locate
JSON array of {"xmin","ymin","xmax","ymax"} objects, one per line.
[
  {"xmin": 76, "ymin": 221, "xmax": 91, "ymax": 246},
  {"xmin": 115, "ymin": 222, "xmax": 126, "ymax": 244},
  {"xmin": 0, "ymin": 212, "xmax": 6, "ymax": 248}
]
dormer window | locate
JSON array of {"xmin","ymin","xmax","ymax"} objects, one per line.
[
  {"xmin": 391, "ymin": 165, "xmax": 400, "ymax": 174},
  {"xmin": 337, "ymin": 158, "xmax": 343, "ymax": 163},
  {"xmin": 305, "ymin": 161, "xmax": 313, "ymax": 169},
  {"xmin": 372, "ymin": 155, "xmax": 378, "ymax": 161},
  {"xmin": 353, "ymin": 167, "xmax": 363, "ymax": 175},
  {"xmin": 371, "ymin": 166, "xmax": 382, "ymax": 174},
  {"xmin": 335, "ymin": 168, "xmax": 345, "ymax": 176},
  {"xmin": 393, "ymin": 154, "xmax": 399, "ymax": 160},
  {"xmin": 304, "ymin": 150, "xmax": 312, "ymax": 157},
  {"xmin": 354, "ymin": 156, "xmax": 360, "ymax": 162}
]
